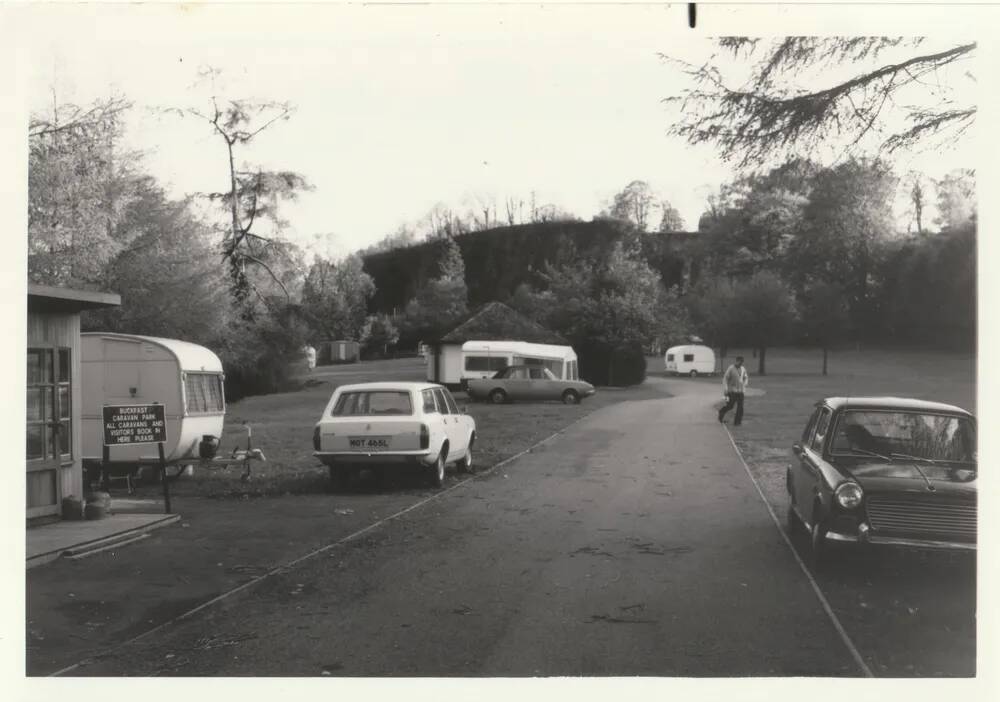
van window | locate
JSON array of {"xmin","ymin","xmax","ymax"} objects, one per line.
[
  {"xmin": 683, "ymin": 354, "xmax": 694, "ymax": 362},
  {"xmin": 465, "ymin": 355, "xmax": 508, "ymax": 371},
  {"xmin": 185, "ymin": 373, "xmax": 225, "ymax": 414}
]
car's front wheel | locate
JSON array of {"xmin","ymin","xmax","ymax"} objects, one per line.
[
  {"xmin": 562, "ymin": 389, "xmax": 580, "ymax": 405},
  {"xmin": 489, "ymin": 389, "xmax": 507, "ymax": 404}
]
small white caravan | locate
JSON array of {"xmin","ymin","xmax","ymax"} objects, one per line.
[
  {"xmin": 665, "ymin": 344, "xmax": 716, "ymax": 377},
  {"xmin": 80, "ymin": 333, "xmax": 226, "ymax": 471},
  {"xmin": 427, "ymin": 340, "xmax": 579, "ymax": 386}
]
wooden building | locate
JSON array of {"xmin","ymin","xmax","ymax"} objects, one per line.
[{"xmin": 27, "ymin": 284, "xmax": 120, "ymax": 522}]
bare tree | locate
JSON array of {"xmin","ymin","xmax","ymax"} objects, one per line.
[
  {"xmin": 665, "ymin": 38, "xmax": 976, "ymax": 168},
  {"xmin": 168, "ymin": 72, "xmax": 311, "ymax": 308}
]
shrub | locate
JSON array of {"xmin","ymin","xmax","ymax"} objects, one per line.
[{"xmin": 577, "ymin": 340, "xmax": 647, "ymax": 387}]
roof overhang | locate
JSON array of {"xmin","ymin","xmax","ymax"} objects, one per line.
[{"xmin": 27, "ymin": 284, "xmax": 121, "ymax": 313}]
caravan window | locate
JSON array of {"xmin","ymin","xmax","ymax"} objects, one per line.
[
  {"xmin": 185, "ymin": 373, "xmax": 225, "ymax": 414},
  {"xmin": 465, "ymin": 355, "xmax": 508, "ymax": 372},
  {"xmin": 683, "ymin": 354, "xmax": 694, "ymax": 362},
  {"xmin": 666, "ymin": 354, "xmax": 675, "ymax": 361}
]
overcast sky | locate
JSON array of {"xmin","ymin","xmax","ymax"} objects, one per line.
[{"xmin": 12, "ymin": 3, "xmax": 984, "ymax": 259}]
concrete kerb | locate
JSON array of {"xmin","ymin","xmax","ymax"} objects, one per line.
[
  {"xmin": 49, "ymin": 407, "xmax": 600, "ymax": 676},
  {"xmin": 722, "ymin": 424, "xmax": 875, "ymax": 678}
]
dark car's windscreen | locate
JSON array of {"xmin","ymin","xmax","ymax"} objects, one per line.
[
  {"xmin": 830, "ymin": 411, "xmax": 976, "ymax": 463},
  {"xmin": 332, "ymin": 391, "xmax": 413, "ymax": 416}
]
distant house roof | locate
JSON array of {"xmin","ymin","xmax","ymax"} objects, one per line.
[
  {"xmin": 438, "ymin": 301, "xmax": 568, "ymax": 345},
  {"xmin": 27, "ymin": 283, "xmax": 121, "ymax": 313}
]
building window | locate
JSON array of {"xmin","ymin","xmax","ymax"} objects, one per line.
[
  {"xmin": 27, "ymin": 347, "xmax": 71, "ymax": 462},
  {"xmin": 184, "ymin": 373, "xmax": 225, "ymax": 414},
  {"xmin": 465, "ymin": 355, "xmax": 509, "ymax": 371}
]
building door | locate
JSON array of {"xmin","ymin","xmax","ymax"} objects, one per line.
[{"xmin": 27, "ymin": 348, "xmax": 71, "ymax": 519}]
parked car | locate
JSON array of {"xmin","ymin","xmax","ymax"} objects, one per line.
[
  {"xmin": 313, "ymin": 382, "xmax": 476, "ymax": 489},
  {"xmin": 787, "ymin": 397, "xmax": 976, "ymax": 565},
  {"xmin": 466, "ymin": 365, "xmax": 596, "ymax": 404}
]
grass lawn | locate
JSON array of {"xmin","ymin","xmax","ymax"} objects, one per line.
[{"xmin": 128, "ymin": 357, "xmax": 670, "ymax": 499}]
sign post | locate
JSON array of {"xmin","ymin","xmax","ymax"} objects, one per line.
[{"xmin": 102, "ymin": 404, "xmax": 171, "ymax": 514}]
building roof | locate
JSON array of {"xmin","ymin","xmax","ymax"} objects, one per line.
[
  {"xmin": 438, "ymin": 301, "xmax": 568, "ymax": 345},
  {"xmin": 821, "ymin": 397, "xmax": 973, "ymax": 417},
  {"xmin": 27, "ymin": 283, "xmax": 121, "ymax": 313}
]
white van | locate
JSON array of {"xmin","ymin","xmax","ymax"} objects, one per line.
[
  {"xmin": 80, "ymin": 333, "xmax": 226, "ymax": 477},
  {"xmin": 665, "ymin": 344, "xmax": 716, "ymax": 377},
  {"xmin": 427, "ymin": 340, "xmax": 579, "ymax": 386}
]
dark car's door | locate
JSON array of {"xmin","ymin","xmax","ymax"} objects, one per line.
[{"xmin": 793, "ymin": 406, "xmax": 833, "ymax": 525}]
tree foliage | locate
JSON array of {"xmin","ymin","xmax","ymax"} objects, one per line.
[
  {"xmin": 798, "ymin": 281, "xmax": 850, "ymax": 375},
  {"xmin": 399, "ymin": 237, "xmax": 469, "ymax": 343},
  {"xmin": 934, "ymin": 169, "xmax": 976, "ymax": 231},
  {"xmin": 666, "ymin": 38, "xmax": 976, "ymax": 167},
  {"xmin": 301, "ymin": 254, "xmax": 376, "ymax": 341},
  {"xmin": 28, "ymin": 95, "xmax": 140, "ymax": 286}
]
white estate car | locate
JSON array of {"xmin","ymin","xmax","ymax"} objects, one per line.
[{"xmin": 312, "ymin": 382, "xmax": 476, "ymax": 489}]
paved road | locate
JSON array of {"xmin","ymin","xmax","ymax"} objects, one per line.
[{"xmin": 77, "ymin": 379, "xmax": 860, "ymax": 676}]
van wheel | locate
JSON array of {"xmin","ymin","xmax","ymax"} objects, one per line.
[
  {"xmin": 489, "ymin": 389, "xmax": 507, "ymax": 404},
  {"xmin": 562, "ymin": 390, "xmax": 580, "ymax": 405},
  {"xmin": 689, "ymin": 370, "xmax": 699, "ymax": 378}
]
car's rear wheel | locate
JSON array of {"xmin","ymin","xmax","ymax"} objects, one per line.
[
  {"xmin": 457, "ymin": 444, "xmax": 474, "ymax": 474},
  {"xmin": 427, "ymin": 450, "xmax": 446, "ymax": 488},
  {"xmin": 562, "ymin": 389, "xmax": 580, "ymax": 405},
  {"xmin": 489, "ymin": 389, "xmax": 507, "ymax": 404}
]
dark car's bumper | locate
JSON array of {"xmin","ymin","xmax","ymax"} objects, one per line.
[{"xmin": 825, "ymin": 522, "xmax": 976, "ymax": 552}]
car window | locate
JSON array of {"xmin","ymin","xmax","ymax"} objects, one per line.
[
  {"xmin": 332, "ymin": 391, "xmax": 413, "ymax": 416},
  {"xmin": 801, "ymin": 408, "xmax": 821, "ymax": 444},
  {"xmin": 811, "ymin": 409, "xmax": 832, "ymax": 452},
  {"xmin": 432, "ymin": 388, "xmax": 452, "ymax": 415},
  {"xmin": 441, "ymin": 389, "xmax": 460, "ymax": 414},
  {"xmin": 830, "ymin": 410, "xmax": 976, "ymax": 462},
  {"xmin": 509, "ymin": 368, "xmax": 528, "ymax": 380},
  {"xmin": 421, "ymin": 389, "xmax": 439, "ymax": 414},
  {"xmin": 529, "ymin": 368, "xmax": 546, "ymax": 380}
]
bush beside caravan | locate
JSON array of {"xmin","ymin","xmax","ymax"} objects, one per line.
[{"xmin": 664, "ymin": 344, "xmax": 717, "ymax": 377}]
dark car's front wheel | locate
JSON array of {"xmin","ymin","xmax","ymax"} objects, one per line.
[
  {"xmin": 562, "ymin": 390, "xmax": 580, "ymax": 405},
  {"xmin": 489, "ymin": 389, "xmax": 507, "ymax": 404}
]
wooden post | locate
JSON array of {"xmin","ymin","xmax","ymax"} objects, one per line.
[
  {"xmin": 101, "ymin": 444, "xmax": 110, "ymax": 492},
  {"xmin": 158, "ymin": 442, "xmax": 171, "ymax": 514}
]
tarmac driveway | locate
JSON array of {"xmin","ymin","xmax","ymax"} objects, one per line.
[{"xmin": 49, "ymin": 377, "xmax": 863, "ymax": 676}]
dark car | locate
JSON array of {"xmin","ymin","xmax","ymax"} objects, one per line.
[
  {"xmin": 787, "ymin": 397, "xmax": 976, "ymax": 565},
  {"xmin": 466, "ymin": 365, "xmax": 596, "ymax": 405}
]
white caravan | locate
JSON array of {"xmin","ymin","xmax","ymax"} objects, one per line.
[
  {"xmin": 80, "ymin": 333, "xmax": 226, "ymax": 474},
  {"xmin": 427, "ymin": 340, "xmax": 579, "ymax": 386},
  {"xmin": 664, "ymin": 344, "xmax": 717, "ymax": 377}
]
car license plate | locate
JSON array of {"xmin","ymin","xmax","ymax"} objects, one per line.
[{"xmin": 349, "ymin": 436, "xmax": 390, "ymax": 450}]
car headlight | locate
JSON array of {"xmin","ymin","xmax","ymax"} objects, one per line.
[{"xmin": 835, "ymin": 482, "xmax": 864, "ymax": 510}]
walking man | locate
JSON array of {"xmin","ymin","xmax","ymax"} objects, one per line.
[{"xmin": 718, "ymin": 356, "xmax": 749, "ymax": 426}]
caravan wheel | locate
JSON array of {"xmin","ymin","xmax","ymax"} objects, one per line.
[{"xmin": 689, "ymin": 370, "xmax": 699, "ymax": 378}]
